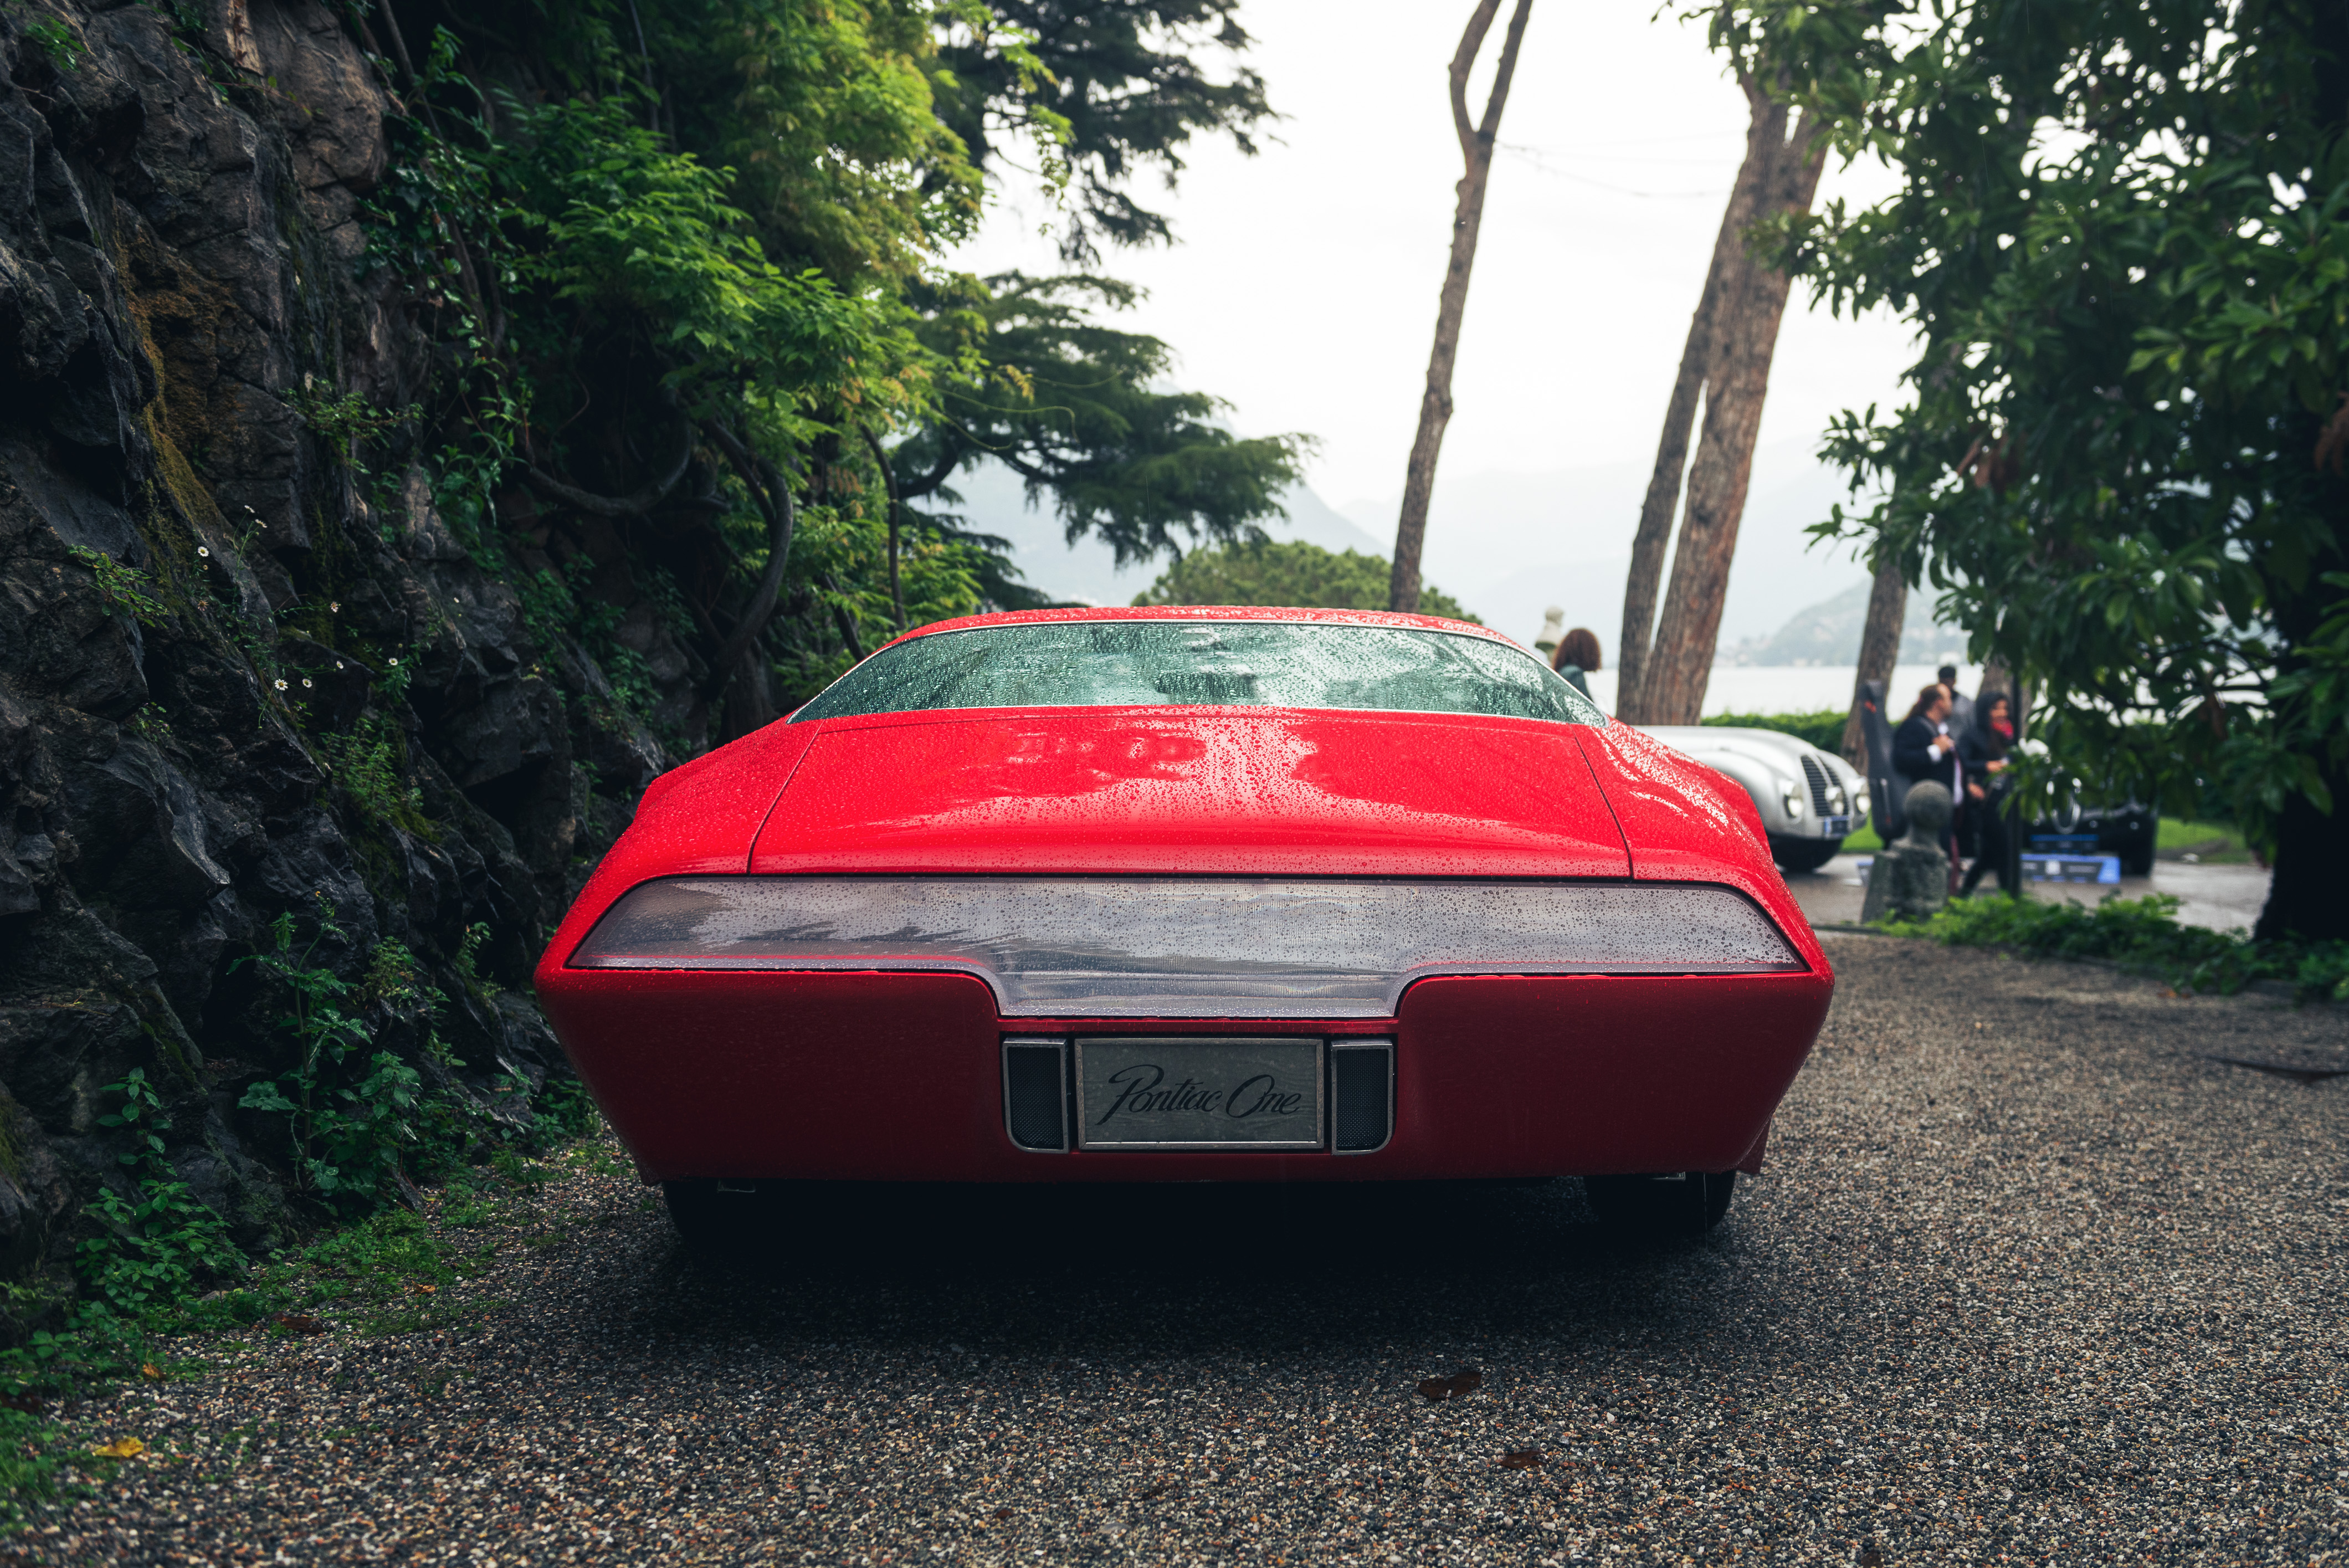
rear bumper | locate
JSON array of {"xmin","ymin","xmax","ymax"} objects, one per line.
[{"xmin": 537, "ymin": 967, "xmax": 1832, "ymax": 1183}]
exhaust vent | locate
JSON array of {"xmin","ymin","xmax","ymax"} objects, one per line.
[
  {"xmin": 1002, "ymin": 1039, "xmax": 1068, "ymax": 1152},
  {"xmin": 1330, "ymin": 1041, "xmax": 1394, "ymax": 1154}
]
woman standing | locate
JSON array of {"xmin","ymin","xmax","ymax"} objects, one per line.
[
  {"xmin": 1959, "ymin": 691, "xmax": 2017, "ymax": 896},
  {"xmin": 1552, "ymin": 628, "xmax": 1601, "ymax": 701}
]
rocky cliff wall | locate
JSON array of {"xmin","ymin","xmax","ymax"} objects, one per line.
[{"xmin": 0, "ymin": 1, "xmax": 655, "ymax": 1317}]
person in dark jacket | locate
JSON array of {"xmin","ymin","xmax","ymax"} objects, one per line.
[
  {"xmin": 1892, "ymin": 683, "xmax": 1962, "ymax": 858},
  {"xmin": 1958, "ymin": 691, "xmax": 2016, "ymax": 895},
  {"xmin": 1938, "ymin": 664, "xmax": 1975, "ymax": 735},
  {"xmin": 1551, "ymin": 628, "xmax": 1601, "ymax": 701}
]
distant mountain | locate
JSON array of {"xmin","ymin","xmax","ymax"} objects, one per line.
[
  {"xmin": 1715, "ymin": 580, "xmax": 1971, "ymax": 668},
  {"xmin": 1336, "ymin": 442, "xmax": 1876, "ymax": 652},
  {"xmin": 929, "ymin": 461, "xmax": 1464, "ymax": 609},
  {"xmin": 953, "ymin": 439, "xmax": 1888, "ymax": 652}
]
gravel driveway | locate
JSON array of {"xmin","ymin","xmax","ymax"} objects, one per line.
[{"xmin": 22, "ymin": 937, "xmax": 2349, "ymax": 1565}]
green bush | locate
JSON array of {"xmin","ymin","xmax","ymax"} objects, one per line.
[
  {"xmin": 1885, "ymin": 892, "xmax": 2349, "ymax": 1001},
  {"xmin": 1702, "ymin": 708, "xmax": 1848, "ymax": 753},
  {"xmin": 1134, "ymin": 539, "xmax": 1480, "ymax": 623}
]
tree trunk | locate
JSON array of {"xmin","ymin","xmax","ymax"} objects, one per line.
[
  {"xmin": 1388, "ymin": 0, "xmax": 1536, "ymax": 613},
  {"xmin": 1635, "ymin": 79, "xmax": 1829, "ymax": 725},
  {"xmin": 1615, "ymin": 125, "xmax": 1779, "ymax": 720},
  {"xmin": 1842, "ymin": 551, "xmax": 1907, "ymax": 769},
  {"xmin": 2255, "ymin": 524, "xmax": 2349, "ymax": 941}
]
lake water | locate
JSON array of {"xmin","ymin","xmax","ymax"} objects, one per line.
[{"xmin": 1581, "ymin": 664, "xmax": 1987, "ymax": 719}]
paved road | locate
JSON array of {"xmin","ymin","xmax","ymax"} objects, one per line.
[
  {"xmin": 1786, "ymin": 855, "xmax": 2273, "ymax": 935},
  {"xmin": 33, "ymin": 939, "xmax": 2349, "ymax": 1564}
]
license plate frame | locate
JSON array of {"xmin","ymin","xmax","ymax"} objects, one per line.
[
  {"xmin": 1073, "ymin": 1036, "xmax": 1325, "ymax": 1151},
  {"xmin": 1823, "ymin": 814, "xmax": 1852, "ymax": 836}
]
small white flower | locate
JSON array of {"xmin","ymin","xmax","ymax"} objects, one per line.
[
  {"xmin": 301, "ymin": 678, "xmax": 313, "ymax": 689},
  {"xmin": 197, "ymin": 546, "xmax": 211, "ymax": 558},
  {"xmin": 388, "ymin": 657, "xmax": 401, "ymax": 667},
  {"xmin": 329, "ymin": 602, "xmax": 340, "ymax": 613},
  {"xmin": 335, "ymin": 662, "xmax": 345, "ymax": 671},
  {"xmin": 273, "ymin": 679, "xmax": 288, "ymax": 691}
]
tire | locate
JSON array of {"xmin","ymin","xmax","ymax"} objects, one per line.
[
  {"xmin": 2122, "ymin": 843, "xmax": 2155, "ymax": 877},
  {"xmin": 1583, "ymin": 1171, "xmax": 1736, "ymax": 1238},
  {"xmin": 1770, "ymin": 836, "xmax": 1842, "ymax": 875},
  {"xmin": 662, "ymin": 1180, "xmax": 767, "ymax": 1256}
]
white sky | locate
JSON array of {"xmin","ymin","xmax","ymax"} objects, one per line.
[{"xmin": 945, "ymin": 0, "xmax": 1918, "ymax": 527}]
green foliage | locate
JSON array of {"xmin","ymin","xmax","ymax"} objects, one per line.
[
  {"xmin": 1884, "ymin": 893, "xmax": 2349, "ymax": 1002},
  {"xmin": 651, "ymin": 0, "xmax": 988, "ymax": 284},
  {"xmin": 902, "ymin": 273, "xmax": 1307, "ymax": 568},
  {"xmin": 66, "ymin": 545, "xmax": 167, "ymax": 629},
  {"xmin": 933, "ymin": 1, "xmax": 1273, "ymax": 260},
  {"xmin": 1702, "ymin": 709, "xmax": 1847, "ymax": 754},
  {"xmin": 502, "ymin": 93, "xmax": 891, "ymax": 413},
  {"xmin": 515, "ymin": 557, "xmax": 663, "ymax": 731},
  {"xmin": 235, "ymin": 905, "xmax": 427, "ymax": 1210},
  {"xmin": 2157, "ymin": 818, "xmax": 2254, "ymax": 865},
  {"xmin": 20, "ymin": 14, "xmax": 83, "ymax": 71},
  {"xmin": 0, "ymin": 1306, "xmax": 152, "ymax": 1519},
  {"xmin": 1723, "ymin": 0, "xmax": 2349, "ymax": 930},
  {"xmin": 78, "ymin": 1070, "xmax": 242, "ymax": 1319},
  {"xmin": 315, "ymin": 711, "xmax": 433, "ymax": 838},
  {"xmin": 1133, "ymin": 537, "xmax": 1479, "ymax": 622},
  {"xmin": 355, "ymin": 2, "xmax": 1292, "ymax": 747},
  {"xmin": 280, "ymin": 385, "xmax": 412, "ymax": 465}
]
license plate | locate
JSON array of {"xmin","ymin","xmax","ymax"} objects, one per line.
[
  {"xmin": 1074, "ymin": 1037, "xmax": 1325, "ymax": 1151},
  {"xmin": 1824, "ymin": 816, "xmax": 1851, "ymax": 835}
]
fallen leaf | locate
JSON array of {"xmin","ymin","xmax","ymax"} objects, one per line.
[
  {"xmin": 1139, "ymin": 1481, "xmax": 1174, "ymax": 1499},
  {"xmin": 1859, "ymin": 1544, "xmax": 1885, "ymax": 1567},
  {"xmin": 1417, "ymin": 1369, "xmax": 1484, "ymax": 1403},
  {"xmin": 91, "ymin": 1437, "xmax": 144, "ymax": 1459},
  {"xmin": 1499, "ymin": 1449, "xmax": 1541, "ymax": 1470},
  {"xmin": 0, "ymin": 1394, "xmax": 42, "ymax": 1415},
  {"xmin": 140, "ymin": 1364, "xmax": 162, "ymax": 1381},
  {"xmin": 2206, "ymin": 1055, "xmax": 2349, "ymax": 1085},
  {"xmin": 993, "ymin": 1506, "xmax": 1012, "ymax": 1521},
  {"xmin": 411, "ymin": 1283, "xmax": 438, "ymax": 1296},
  {"xmin": 272, "ymin": 1313, "xmax": 325, "ymax": 1335}
]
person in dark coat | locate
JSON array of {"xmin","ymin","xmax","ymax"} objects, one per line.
[
  {"xmin": 1551, "ymin": 627, "xmax": 1601, "ymax": 701},
  {"xmin": 1892, "ymin": 683, "xmax": 1962, "ymax": 859},
  {"xmin": 1938, "ymin": 663, "xmax": 1975, "ymax": 735},
  {"xmin": 1958, "ymin": 691, "xmax": 2016, "ymax": 895}
]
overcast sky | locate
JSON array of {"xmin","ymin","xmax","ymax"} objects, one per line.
[{"xmin": 946, "ymin": 0, "xmax": 1918, "ymax": 529}]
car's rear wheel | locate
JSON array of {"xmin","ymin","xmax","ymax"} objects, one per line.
[
  {"xmin": 1583, "ymin": 1171, "xmax": 1736, "ymax": 1237},
  {"xmin": 1769, "ymin": 836, "xmax": 1841, "ymax": 875},
  {"xmin": 663, "ymin": 1180, "xmax": 767, "ymax": 1254}
]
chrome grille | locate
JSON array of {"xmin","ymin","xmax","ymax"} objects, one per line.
[{"xmin": 1800, "ymin": 754, "xmax": 1835, "ymax": 815}]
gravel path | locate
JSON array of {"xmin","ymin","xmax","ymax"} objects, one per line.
[{"xmin": 22, "ymin": 937, "xmax": 2349, "ymax": 1565}]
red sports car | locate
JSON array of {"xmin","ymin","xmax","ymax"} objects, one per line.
[{"xmin": 534, "ymin": 607, "xmax": 1832, "ymax": 1243}]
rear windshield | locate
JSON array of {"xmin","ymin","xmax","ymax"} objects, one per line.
[{"xmin": 792, "ymin": 619, "xmax": 1606, "ymax": 725}]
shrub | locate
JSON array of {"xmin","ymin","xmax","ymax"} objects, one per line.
[{"xmin": 1885, "ymin": 892, "xmax": 2349, "ymax": 1001}]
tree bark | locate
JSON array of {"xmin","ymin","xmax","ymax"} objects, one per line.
[
  {"xmin": 1842, "ymin": 550, "xmax": 1907, "ymax": 769},
  {"xmin": 1388, "ymin": 0, "xmax": 1536, "ymax": 613},
  {"xmin": 1634, "ymin": 79, "xmax": 1829, "ymax": 725},
  {"xmin": 1615, "ymin": 125, "xmax": 1779, "ymax": 719}
]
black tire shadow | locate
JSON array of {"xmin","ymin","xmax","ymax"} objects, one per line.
[{"xmin": 617, "ymin": 1178, "xmax": 1755, "ymax": 1358}]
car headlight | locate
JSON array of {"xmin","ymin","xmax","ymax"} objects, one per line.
[
  {"xmin": 1853, "ymin": 785, "xmax": 1871, "ymax": 820},
  {"xmin": 1779, "ymin": 780, "xmax": 1806, "ymax": 819},
  {"xmin": 568, "ymin": 876, "xmax": 1808, "ymax": 1016}
]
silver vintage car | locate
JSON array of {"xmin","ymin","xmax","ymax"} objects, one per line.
[{"xmin": 1640, "ymin": 726, "xmax": 1869, "ymax": 875}]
